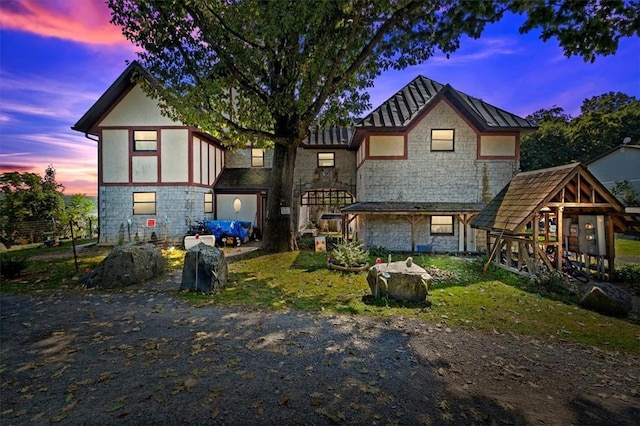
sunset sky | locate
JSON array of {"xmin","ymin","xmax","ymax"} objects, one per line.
[{"xmin": 1, "ymin": 0, "xmax": 638, "ymax": 197}]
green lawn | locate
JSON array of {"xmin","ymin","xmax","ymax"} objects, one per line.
[
  {"xmin": 616, "ymin": 238, "xmax": 640, "ymax": 262},
  {"xmin": 2, "ymin": 244, "xmax": 639, "ymax": 355}
]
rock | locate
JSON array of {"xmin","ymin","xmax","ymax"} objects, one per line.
[
  {"xmin": 81, "ymin": 243, "xmax": 166, "ymax": 288},
  {"xmin": 580, "ymin": 282, "xmax": 633, "ymax": 317},
  {"xmin": 367, "ymin": 257, "xmax": 432, "ymax": 302},
  {"xmin": 180, "ymin": 243, "xmax": 227, "ymax": 293}
]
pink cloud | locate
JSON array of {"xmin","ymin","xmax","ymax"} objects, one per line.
[{"xmin": 0, "ymin": 0, "xmax": 127, "ymax": 45}]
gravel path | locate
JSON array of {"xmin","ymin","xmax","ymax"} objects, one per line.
[{"xmin": 1, "ymin": 276, "xmax": 639, "ymax": 425}]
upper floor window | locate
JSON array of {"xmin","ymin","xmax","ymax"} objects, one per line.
[
  {"xmin": 251, "ymin": 148, "xmax": 264, "ymax": 167},
  {"xmin": 431, "ymin": 129, "xmax": 454, "ymax": 151},
  {"xmin": 133, "ymin": 192, "xmax": 156, "ymax": 215},
  {"xmin": 317, "ymin": 152, "xmax": 335, "ymax": 168},
  {"xmin": 430, "ymin": 215, "xmax": 454, "ymax": 235},
  {"xmin": 133, "ymin": 130, "xmax": 158, "ymax": 152},
  {"xmin": 204, "ymin": 193, "xmax": 213, "ymax": 214}
]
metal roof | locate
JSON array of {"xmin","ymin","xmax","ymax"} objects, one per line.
[
  {"xmin": 341, "ymin": 201, "xmax": 486, "ymax": 214},
  {"xmin": 357, "ymin": 75, "xmax": 536, "ymax": 132},
  {"xmin": 214, "ymin": 168, "xmax": 271, "ymax": 191},
  {"xmin": 304, "ymin": 126, "xmax": 354, "ymax": 147}
]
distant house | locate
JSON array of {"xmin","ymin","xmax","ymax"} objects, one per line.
[
  {"xmin": 73, "ymin": 63, "xmax": 537, "ymax": 251},
  {"xmin": 586, "ymin": 144, "xmax": 640, "ymax": 204}
]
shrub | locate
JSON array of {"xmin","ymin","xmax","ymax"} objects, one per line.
[
  {"xmin": 0, "ymin": 254, "xmax": 29, "ymax": 279},
  {"xmin": 330, "ymin": 241, "xmax": 369, "ymax": 267},
  {"xmin": 612, "ymin": 264, "xmax": 640, "ymax": 288},
  {"xmin": 368, "ymin": 245, "xmax": 390, "ymax": 257}
]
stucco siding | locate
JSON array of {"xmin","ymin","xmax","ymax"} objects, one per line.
[
  {"xmin": 101, "ymin": 129, "xmax": 129, "ymax": 183},
  {"xmin": 161, "ymin": 129, "xmax": 189, "ymax": 182},
  {"xmin": 99, "ymin": 85, "xmax": 175, "ymax": 127}
]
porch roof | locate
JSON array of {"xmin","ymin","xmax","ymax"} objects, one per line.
[
  {"xmin": 341, "ymin": 201, "xmax": 486, "ymax": 215},
  {"xmin": 214, "ymin": 168, "xmax": 271, "ymax": 191}
]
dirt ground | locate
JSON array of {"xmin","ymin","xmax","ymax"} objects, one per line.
[{"xmin": 1, "ymin": 265, "xmax": 638, "ymax": 426}]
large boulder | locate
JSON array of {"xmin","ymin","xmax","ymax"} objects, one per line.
[
  {"xmin": 80, "ymin": 243, "xmax": 166, "ymax": 288},
  {"xmin": 180, "ymin": 243, "xmax": 227, "ymax": 293},
  {"xmin": 367, "ymin": 257, "xmax": 432, "ymax": 302},
  {"xmin": 580, "ymin": 282, "xmax": 633, "ymax": 317}
]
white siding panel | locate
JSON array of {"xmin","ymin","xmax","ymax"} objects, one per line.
[
  {"xmin": 132, "ymin": 156, "xmax": 157, "ymax": 182},
  {"xmin": 99, "ymin": 85, "xmax": 175, "ymax": 127},
  {"xmin": 201, "ymin": 141, "xmax": 208, "ymax": 184},
  {"xmin": 480, "ymin": 135, "xmax": 516, "ymax": 157},
  {"xmin": 192, "ymin": 138, "xmax": 201, "ymax": 183},
  {"xmin": 102, "ymin": 129, "xmax": 129, "ymax": 183},
  {"xmin": 208, "ymin": 146, "xmax": 216, "ymax": 185},
  {"xmin": 161, "ymin": 129, "xmax": 188, "ymax": 182},
  {"xmin": 369, "ymin": 135, "xmax": 404, "ymax": 156},
  {"xmin": 216, "ymin": 194, "xmax": 258, "ymax": 223}
]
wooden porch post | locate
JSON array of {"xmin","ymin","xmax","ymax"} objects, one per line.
[
  {"xmin": 556, "ymin": 206, "xmax": 564, "ymax": 270},
  {"xmin": 606, "ymin": 216, "xmax": 615, "ymax": 276}
]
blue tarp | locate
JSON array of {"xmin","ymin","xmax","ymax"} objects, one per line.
[{"xmin": 203, "ymin": 220, "xmax": 250, "ymax": 242}]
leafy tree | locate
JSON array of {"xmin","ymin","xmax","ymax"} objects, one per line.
[
  {"xmin": 108, "ymin": 0, "xmax": 639, "ymax": 252},
  {"xmin": 610, "ymin": 180, "xmax": 640, "ymax": 207},
  {"xmin": 0, "ymin": 166, "xmax": 66, "ymax": 245},
  {"xmin": 521, "ymin": 93, "xmax": 640, "ymax": 171},
  {"xmin": 63, "ymin": 195, "xmax": 97, "ymax": 238}
]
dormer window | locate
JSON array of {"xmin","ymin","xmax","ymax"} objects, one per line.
[
  {"xmin": 317, "ymin": 152, "xmax": 335, "ymax": 168},
  {"xmin": 133, "ymin": 130, "xmax": 157, "ymax": 152},
  {"xmin": 431, "ymin": 129, "xmax": 454, "ymax": 151},
  {"xmin": 251, "ymin": 148, "xmax": 264, "ymax": 167}
]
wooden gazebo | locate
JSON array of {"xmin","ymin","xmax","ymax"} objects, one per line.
[{"xmin": 470, "ymin": 163, "xmax": 634, "ymax": 279}]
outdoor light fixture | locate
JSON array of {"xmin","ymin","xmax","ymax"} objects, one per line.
[{"xmin": 233, "ymin": 198, "xmax": 242, "ymax": 214}]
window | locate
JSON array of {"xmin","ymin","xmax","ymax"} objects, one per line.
[
  {"xmin": 251, "ymin": 148, "xmax": 264, "ymax": 167},
  {"xmin": 133, "ymin": 130, "xmax": 157, "ymax": 152},
  {"xmin": 133, "ymin": 192, "xmax": 156, "ymax": 215},
  {"xmin": 301, "ymin": 189, "xmax": 353, "ymax": 206},
  {"xmin": 204, "ymin": 193, "xmax": 213, "ymax": 213},
  {"xmin": 318, "ymin": 152, "xmax": 335, "ymax": 167},
  {"xmin": 431, "ymin": 215, "xmax": 453, "ymax": 234},
  {"xmin": 431, "ymin": 129, "xmax": 454, "ymax": 151}
]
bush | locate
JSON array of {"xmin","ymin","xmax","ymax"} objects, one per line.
[
  {"xmin": 330, "ymin": 241, "xmax": 368, "ymax": 267},
  {"xmin": 0, "ymin": 254, "xmax": 29, "ymax": 279},
  {"xmin": 368, "ymin": 245, "xmax": 390, "ymax": 257},
  {"xmin": 612, "ymin": 264, "xmax": 640, "ymax": 288}
]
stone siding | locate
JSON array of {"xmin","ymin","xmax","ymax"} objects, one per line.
[
  {"xmin": 354, "ymin": 101, "xmax": 518, "ymax": 252},
  {"xmin": 224, "ymin": 147, "xmax": 273, "ymax": 169},
  {"xmin": 99, "ymin": 185, "xmax": 214, "ymax": 245}
]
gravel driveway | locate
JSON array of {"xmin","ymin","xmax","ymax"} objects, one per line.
[{"xmin": 1, "ymin": 275, "xmax": 639, "ymax": 425}]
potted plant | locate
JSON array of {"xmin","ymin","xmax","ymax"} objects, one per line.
[{"xmin": 328, "ymin": 241, "xmax": 369, "ymax": 272}]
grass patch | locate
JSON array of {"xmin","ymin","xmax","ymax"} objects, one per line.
[
  {"xmin": 3, "ymin": 244, "xmax": 639, "ymax": 355},
  {"xmin": 616, "ymin": 238, "xmax": 640, "ymax": 262}
]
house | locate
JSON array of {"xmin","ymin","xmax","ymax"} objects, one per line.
[
  {"xmin": 72, "ymin": 62, "xmax": 224, "ymax": 244},
  {"xmin": 341, "ymin": 76, "xmax": 536, "ymax": 252},
  {"xmin": 73, "ymin": 64, "xmax": 536, "ymax": 251},
  {"xmin": 586, "ymin": 144, "xmax": 640, "ymax": 204}
]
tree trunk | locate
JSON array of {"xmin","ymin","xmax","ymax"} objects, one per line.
[{"xmin": 261, "ymin": 142, "xmax": 298, "ymax": 252}]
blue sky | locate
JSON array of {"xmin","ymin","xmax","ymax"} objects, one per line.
[{"xmin": 1, "ymin": 0, "xmax": 638, "ymax": 196}]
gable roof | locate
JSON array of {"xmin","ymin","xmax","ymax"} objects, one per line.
[
  {"xmin": 470, "ymin": 163, "xmax": 626, "ymax": 233},
  {"xmin": 586, "ymin": 143, "xmax": 640, "ymax": 165},
  {"xmin": 356, "ymin": 75, "xmax": 536, "ymax": 132},
  {"xmin": 72, "ymin": 61, "xmax": 156, "ymax": 136}
]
